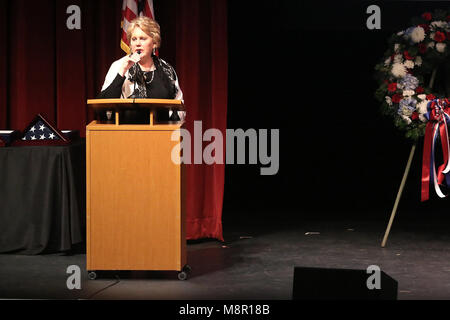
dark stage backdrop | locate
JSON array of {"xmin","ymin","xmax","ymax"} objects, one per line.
[
  {"xmin": 0, "ymin": 0, "xmax": 227, "ymax": 241},
  {"xmin": 224, "ymin": 0, "xmax": 450, "ymax": 226}
]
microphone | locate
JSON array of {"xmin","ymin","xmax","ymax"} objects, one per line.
[
  {"xmin": 129, "ymin": 49, "xmax": 143, "ymax": 98},
  {"xmin": 129, "ymin": 50, "xmax": 142, "ymax": 63},
  {"xmin": 135, "ymin": 50, "xmax": 144, "ymax": 84}
]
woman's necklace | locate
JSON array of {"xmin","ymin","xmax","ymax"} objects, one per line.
[
  {"xmin": 139, "ymin": 59, "xmax": 155, "ymax": 85},
  {"xmin": 143, "ymin": 70, "xmax": 155, "ymax": 84}
]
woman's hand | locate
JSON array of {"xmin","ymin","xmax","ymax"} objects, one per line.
[{"xmin": 118, "ymin": 52, "xmax": 141, "ymax": 77}]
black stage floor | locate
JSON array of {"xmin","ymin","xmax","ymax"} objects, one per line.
[{"xmin": 1, "ymin": 215, "xmax": 450, "ymax": 300}]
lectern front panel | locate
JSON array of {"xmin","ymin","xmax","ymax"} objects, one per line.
[{"xmin": 86, "ymin": 124, "xmax": 185, "ymax": 271}]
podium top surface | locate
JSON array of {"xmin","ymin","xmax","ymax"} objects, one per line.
[
  {"xmin": 86, "ymin": 120, "xmax": 183, "ymax": 131},
  {"xmin": 87, "ymin": 98, "xmax": 185, "ymax": 110}
]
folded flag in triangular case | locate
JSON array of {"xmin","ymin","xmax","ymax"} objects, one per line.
[{"xmin": 12, "ymin": 114, "xmax": 71, "ymax": 146}]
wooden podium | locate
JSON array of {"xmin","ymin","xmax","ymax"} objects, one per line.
[{"xmin": 86, "ymin": 99, "xmax": 189, "ymax": 280}]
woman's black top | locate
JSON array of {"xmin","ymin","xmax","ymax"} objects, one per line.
[{"xmin": 97, "ymin": 56, "xmax": 179, "ymax": 123}]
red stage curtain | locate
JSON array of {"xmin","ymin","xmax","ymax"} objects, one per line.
[
  {"xmin": 0, "ymin": 0, "xmax": 123, "ymax": 132},
  {"xmin": 0, "ymin": 0, "xmax": 7, "ymax": 129},
  {"xmin": 174, "ymin": 0, "xmax": 228, "ymax": 241},
  {"xmin": 0, "ymin": 0, "xmax": 227, "ymax": 241},
  {"xmin": 55, "ymin": 0, "xmax": 87, "ymax": 131},
  {"xmin": 8, "ymin": 0, "xmax": 56, "ymax": 129}
]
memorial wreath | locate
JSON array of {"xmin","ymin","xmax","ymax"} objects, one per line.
[
  {"xmin": 375, "ymin": 9, "xmax": 450, "ymax": 140},
  {"xmin": 375, "ymin": 9, "xmax": 450, "ymax": 201}
]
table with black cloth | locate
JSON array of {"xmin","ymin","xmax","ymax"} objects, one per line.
[{"xmin": 0, "ymin": 140, "xmax": 86, "ymax": 254}]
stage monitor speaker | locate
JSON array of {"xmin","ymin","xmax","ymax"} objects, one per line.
[{"xmin": 292, "ymin": 267, "xmax": 398, "ymax": 300}]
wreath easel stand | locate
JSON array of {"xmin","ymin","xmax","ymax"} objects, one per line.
[{"xmin": 381, "ymin": 68, "xmax": 437, "ymax": 247}]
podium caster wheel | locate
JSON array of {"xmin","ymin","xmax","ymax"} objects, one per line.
[
  {"xmin": 183, "ymin": 265, "xmax": 192, "ymax": 273},
  {"xmin": 178, "ymin": 271, "xmax": 188, "ymax": 281},
  {"xmin": 178, "ymin": 265, "xmax": 191, "ymax": 280},
  {"xmin": 88, "ymin": 271, "xmax": 97, "ymax": 280}
]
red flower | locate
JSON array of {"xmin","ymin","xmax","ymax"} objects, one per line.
[
  {"xmin": 419, "ymin": 24, "xmax": 430, "ymax": 33},
  {"xmin": 404, "ymin": 50, "xmax": 414, "ymax": 60},
  {"xmin": 427, "ymin": 94, "xmax": 436, "ymax": 100},
  {"xmin": 388, "ymin": 83, "xmax": 397, "ymax": 92},
  {"xmin": 411, "ymin": 112, "xmax": 419, "ymax": 120},
  {"xmin": 418, "ymin": 43, "xmax": 427, "ymax": 54},
  {"xmin": 422, "ymin": 12, "xmax": 432, "ymax": 21},
  {"xmin": 416, "ymin": 86, "xmax": 424, "ymax": 94},
  {"xmin": 392, "ymin": 94, "xmax": 402, "ymax": 104},
  {"xmin": 434, "ymin": 31, "xmax": 446, "ymax": 42}
]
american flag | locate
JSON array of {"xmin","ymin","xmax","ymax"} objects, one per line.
[
  {"xmin": 22, "ymin": 116, "xmax": 65, "ymax": 141},
  {"xmin": 120, "ymin": 0, "xmax": 155, "ymax": 55}
]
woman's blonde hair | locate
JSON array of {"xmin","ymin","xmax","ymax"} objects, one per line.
[{"xmin": 127, "ymin": 16, "xmax": 161, "ymax": 48}]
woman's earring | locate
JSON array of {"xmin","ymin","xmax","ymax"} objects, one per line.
[{"xmin": 152, "ymin": 48, "xmax": 156, "ymax": 56}]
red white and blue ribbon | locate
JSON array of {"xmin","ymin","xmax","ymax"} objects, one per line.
[{"xmin": 421, "ymin": 98, "xmax": 450, "ymax": 201}]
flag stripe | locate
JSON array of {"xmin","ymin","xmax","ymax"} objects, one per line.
[
  {"xmin": 123, "ymin": 7, "xmax": 137, "ymax": 22},
  {"xmin": 143, "ymin": 0, "xmax": 154, "ymax": 19},
  {"xmin": 121, "ymin": 0, "xmax": 155, "ymax": 54},
  {"xmin": 122, "ymin": 16, "xmax": 134, "ymax": 39},
  {"xmin": 126, "ymin": 0, "xmax": 138, "ymax": 15}
]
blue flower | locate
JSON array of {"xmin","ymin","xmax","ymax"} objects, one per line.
[
  {"xmin": 398, "ymin": 97, "xmax": 417, "ymax": 116},
  {"xmin": 404, "ymin": 27, "xmax": 415, "ymax": 36},
  {"xmin": 400, "ymin": 74, "xmax": 419, "ymax": 91}
]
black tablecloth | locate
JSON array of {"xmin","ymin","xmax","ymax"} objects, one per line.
[{"xmin": 0, "ymin": 140, "xmax": 86, "ymax": 254}]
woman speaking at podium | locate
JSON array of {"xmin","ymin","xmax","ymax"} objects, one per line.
[{"xmin": 98, "ymin": 17, "xmax": 183, "ymax": 123}]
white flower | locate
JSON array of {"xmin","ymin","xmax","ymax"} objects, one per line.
[
  {"xmin": 399, "ymin": 99, "xmax": 416, "ymax": 117},
  {"xmin": 428, "ymin": 41, "xmax": 436, "ymax": 48},
  {"xmin": 385, "ymin": 96, "xmax": 393, "ymax": 106},
  {"xmin": 384, "ymin": 57, "xmax": 391, "ymax": 66},
  {"xmin": 403, "ymin": 90, "xmax": 415, "ymax": 96},
  {"xmin": 415, "ymin": 56, "xmax": 423, "ymax": 66},
  {"xmin": 400, "ymin": 106, "xmax": 413, "ymax": 117},
  {"xmin": 436, "ymin": 43, "xmax": 447, "ymax": 53},
  {"xmin": 393, "ymin": 54, "xmax": 403, "ymax": 63},
  {"xmin": 401, "ymin": 115, "xmax": 412, "ymax": 124},
  {"xmin": 397, "ymin": 31, "xmax": 405, "ymax": 36},
  {"xmin": 391, "ymin": 63, "xmax": 407, "ymax": 78},
  {"xmin": 394, "ymin": 43, "xmax": 400, "ymax": 52},
  {"xmin": 417, "ymin": 94, "xmax": 426, "ymax": 100},
  {"xmin": 417, "ymin": 100, "xmax": 429, "ymax": 114},
  {"xmin": 404, "ymin": 60, "xmax": 414, "ymax": 69},
  {"xmin": 417, "ymin": 100, "xmax": 430, "ymax": 123},
  {"xmin": 411, "ymin": 27, "xmax": 425, "ymax": 43},
  {"xmin": 431, "ymin": 21, "xmax": 447, "ymax": 29}
]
